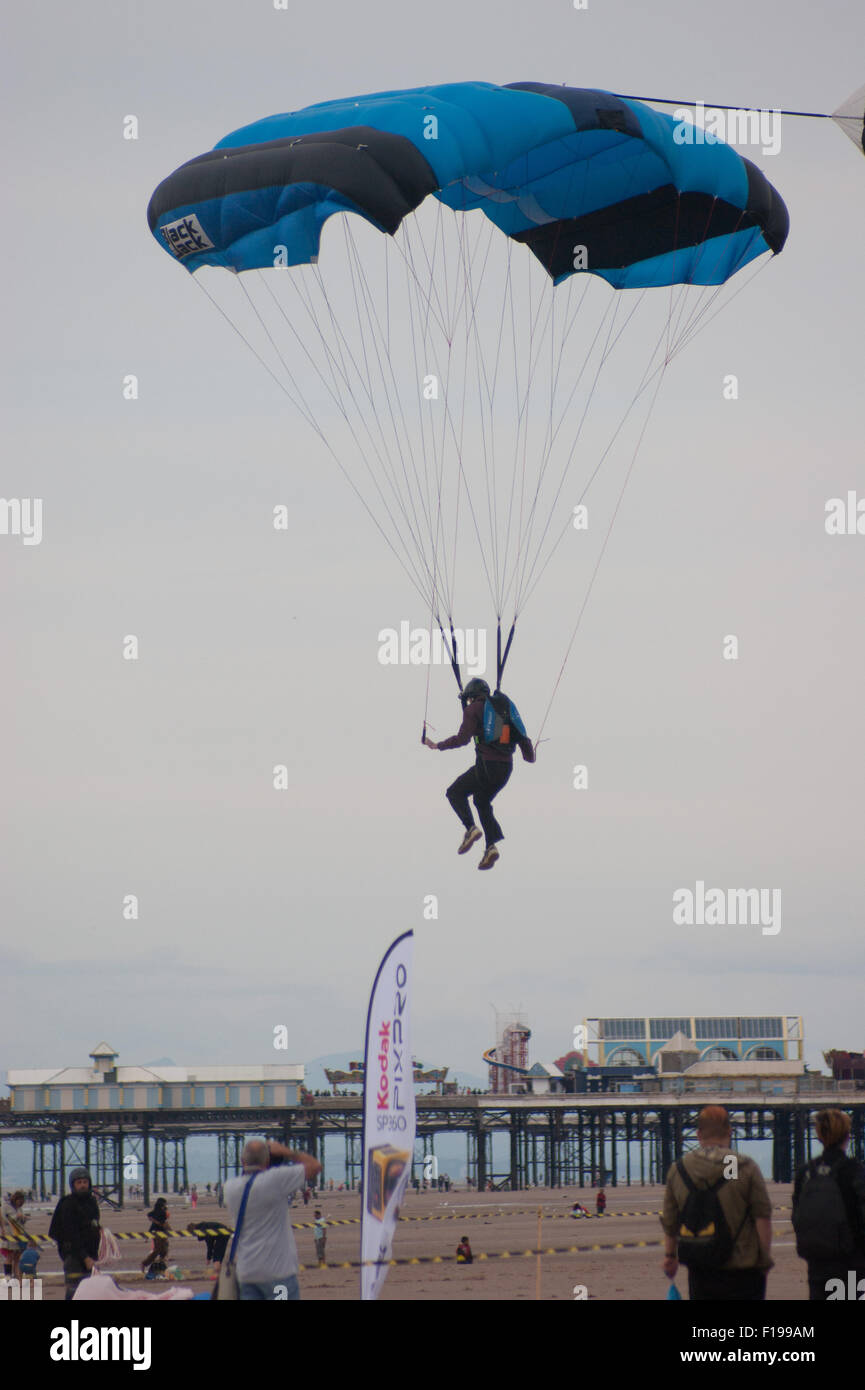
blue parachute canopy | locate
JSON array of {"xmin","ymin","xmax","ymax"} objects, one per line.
[{"xmin": 147, "ymin": 80, "xmax": 788, "ymax": 289}]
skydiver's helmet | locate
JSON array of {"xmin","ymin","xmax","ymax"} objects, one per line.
[{"xmin": 460, "ymin": 678, "xmax": 490, "ymax": 708}]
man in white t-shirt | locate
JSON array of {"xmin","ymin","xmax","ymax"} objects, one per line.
[{"xmin": 225, "ymin": 1139, "xmax": 321, "ymax": 1300}]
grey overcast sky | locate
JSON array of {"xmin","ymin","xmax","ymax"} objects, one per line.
[{"xmin": 2, "ymin": 0, "xmax": 864, "ymax": 1083}]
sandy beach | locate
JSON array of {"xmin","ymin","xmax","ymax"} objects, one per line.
[{"xmin": 15, "ymin": 1181, "xmax": 808, "ymax": 1301}]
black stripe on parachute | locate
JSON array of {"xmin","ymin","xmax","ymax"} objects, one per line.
[
  {"xmin": 147, "ymin": 128, "xmax": 439, "ymax": 240},
  {"xmin": 511, "ymin": 180, "xmax": 789, "ymax": 281}
]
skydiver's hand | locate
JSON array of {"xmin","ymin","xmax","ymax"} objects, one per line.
[
  {"xmin": 423, "ymin": 735, "xmax": 439, "ymax": 750},
  {"xmin": 522, "ymin": 742, "xmax": 536, "ymax": 763}
]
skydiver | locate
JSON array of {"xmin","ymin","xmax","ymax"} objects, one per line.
[{"xmin": 423, "ymin": 677, "xmax": 535, "ymax": 870}]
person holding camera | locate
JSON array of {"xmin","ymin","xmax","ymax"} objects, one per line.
[{"xmin": 224, "ymin": 1139, "xmax": 321, "ymax": 1300}]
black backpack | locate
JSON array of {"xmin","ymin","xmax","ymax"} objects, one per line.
[
  {"xmin": 675, "ymin": 1160, "xmax": 747, "ymax": 1271},
  {"xmin": 793, "ymin": 1159, "xmax": 858, "ymax": 1262}
]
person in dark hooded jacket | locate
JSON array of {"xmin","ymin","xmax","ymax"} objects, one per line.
[{"xmin": 48, "ymin": 1168, "xmax": 101, "ymax": 1300}]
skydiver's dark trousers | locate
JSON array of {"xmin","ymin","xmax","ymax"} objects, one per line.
[{"xmin": 446, "ymin": 757, "xmax": 512, "ymax": 847}]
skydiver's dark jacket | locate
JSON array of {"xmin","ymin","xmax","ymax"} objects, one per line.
[
  {"xmin": 48, "ymin": 1192, "xmax": 101, "ymax": 1262},
  {"xmin": 437, "ymin": 697, "xmax": 535, "ymax": 764}
]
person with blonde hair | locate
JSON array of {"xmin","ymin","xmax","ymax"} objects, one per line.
[
  {"xmin": 793, "ymin": 1109, "xmax": 865, "ymax": 1300},
  {"xmin": 661, "ymin": 1105, "xmax": 773, "ymax": 1300}
]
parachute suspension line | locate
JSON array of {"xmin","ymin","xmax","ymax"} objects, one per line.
[
  {"xmin": 457, "ymin": 217, "xmax": 508, "ymax": 611},
  {"xmin": 403, "ymin": 209, "xmax": 499, "ymax": 606},
  {"xmin": 374, "ymin": 223, "xmax": 471, "ymax": 623},
  {"xmin": 500, "ymin": 242, "xmax": 571, "ymax": 618},
  {"xmin": 399, "ymin": 215, "xmax": 461, "ymax": 620},
  {"xmin": 531, "ymin": 193, "xmax": 686, "ymax": 722},
  {"xmin": 430, "ymin": 203, "xmax": 463, "ymax": 611},
  {"xmin": 341, "ymin": 224, "xmax": 429, "ymax": 558},
  {"xmin": 192, "ymin": 273, "xmax": 433, "ymax": 611},
  {"xmin": 399, "ymin": 205, "xmax": 504, "ymax": 623},
  {"xmin": 272, "ymin": 261, "xmax": 434, "ymax": 602},
  {"xmin": 402, "ymin": 234, "xmax": 453, "ymax": 622},
  {"xmin": 396, "ymin": 219, "xmax": 499, "ymax": 614},
  {"xmin": 516, "ymin": 286, "xmax": 682, "ymax": 616},
  {"xmin": 267, "ymin": 265, "xmax": 438, "ymax": 608},
  {"xmin": 461, "ymin": 212, "xmax": 538, "ymax": 617},
  {"xmin": 675, "ymin": 256, "xmax": 770, "ymax": 358},
  {"xmin": 504, "ymin": 144, "xmax": 617, "ymax": 614},
  {"xmin": 511, "ymin": 286, "xmax": 626, "ymax": 610},
  {"xmin": 488, "ymin": 235, "xmax": 514, "ymax": 606},
  {"xmin": 508, "ymin": 146, "xmax": 592, "ymax": 606},
  {"xmin": 448, "ymin": 210, "xmax": 478, "ymax": 607},
  {"xmin": 505, "ymin": 272, "xmax": 586, "ymax": 617},
  {"xmin": 523, "ymin": 196, "xmax": 754, "ymax": 632},
  {"xmin": 664, "ymin": 231, "xmax": 772, "ymax": 361},
  {"xmin": 193, "ymin": 274, "xmax": 319, "ymax": 438},
  {"xmin": 299, "ymin": 249, "xmax": 455, "ymax": 620},
  {"xmin": 534, "ymin": 357, "xmax": 671, "ymax": 749},
  {"xmin": 519, "ymin": 252, "xmax": 768, "ymax": 620},
  {"xmin": 511, "ymin": 288, "xmax": 631, "ymax": 614},
  {"xmin": 342, "ymin": 222, "xmax": 441, "ymax": 602},
  {"xmin": 418, "ymin": 229, "xmax": 463, "ymax": 729},
  {"xmin": 518, "ymin": 206, "xmax": 769, "ymax": 628}
]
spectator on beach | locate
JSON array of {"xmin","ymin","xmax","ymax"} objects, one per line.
[
  {"xmin": 142, "ymin": 1198, "xmax": 171, "ymax": 1278},
  {"xmin": 596, "ymin": 1189, "xmax": 607, "ymax": 1216},
  {"xmin": 190, "ymin": 1220, "xmax": 229, "ymax": 1274},
  {"xmin": 1, "ymin": 1191, "xmax": 30, "ymax": 1278},
  {"xmin": 18, "ymin": 1241, "xmax": 41, "ymax": 1281},
  {"xmin": 225, "ymin": 1139, "xmax": 321, "ymax": 1300},
  {"xmin": 661, "ymin": 1105, "xmax": 772, "ymax": 1301},
  {"xmin": 190, "ymin": 1184, "xmax": 198, "ymax": 1210},
  {"xmin": 456, "ymin": 1236, "xmax": 473, "ymax": 1264},
  {"xmin": 48, "ymin": 1169, "xmax": 101, "ymax": 1300},
  {"xmin": 793, "ymin": 1109, "xmax": 865, "ymax": 1301},
  {"xmin": 1, "ymin": 1213, "xmax": 21, "ymax": 1279},
  {"xmin": 569, "ymin": 1201, "xmax": 589, "ymax": 1219},
  {"xmin": 313, "ymin": 1209, "xmax": 327, "ymax": 1267}
]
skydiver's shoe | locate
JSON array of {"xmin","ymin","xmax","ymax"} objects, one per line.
[
  {"xmin": 458, "ymin": 826, "xmax": 482, "ymax": 855},
  {"xmin": 478, "ymin": 845, "xmax": 500, "ymax": 870}
]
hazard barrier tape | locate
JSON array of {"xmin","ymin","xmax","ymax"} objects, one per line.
[
  {"xmin": 27, "ymin": 1237, "xmax": 666, "ymax": 1279},
  {"xmin": 21, "ymin": 1204, "xmax": 793, "ymax": 1244},
  {"xmin": 20, "ymin": 1213, "xmax": 613, "ymax": 1243},
  {"xmin": 295, "ymin": 1238, "xmax": 666, "ymax": 1271}
]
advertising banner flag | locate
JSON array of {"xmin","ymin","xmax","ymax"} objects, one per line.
[{"xmin": 360, "ymin": 929, "xmax": 415, "ymax": 1301}]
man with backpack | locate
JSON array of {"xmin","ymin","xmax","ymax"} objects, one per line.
[
  {"xmin": 424, "ymin": 677, "xmax": 535, "ymax": 870},
  {"xmin": 792, "ymin": 1108, "xmax": 865, "ymax": 1300},
  {"xmin": 661, "ymin": 1106, "xmax": 773, "ymax": 1301}
]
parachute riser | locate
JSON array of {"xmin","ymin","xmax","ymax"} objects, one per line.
[{"xmin": 496, "ymin": 620, "xmax": 516, "ymax": 691}]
